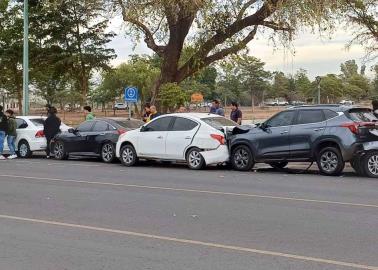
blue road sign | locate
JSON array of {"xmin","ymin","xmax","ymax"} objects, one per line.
[{"xmin": 124, "ymin": 87, "xmax": 139, "ymax": 103}]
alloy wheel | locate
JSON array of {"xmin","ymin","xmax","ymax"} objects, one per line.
[
  {"xmin": 188, "ymin": 150, "xmax": 202, "ymax": 168},
  {"xmin": 102, "ymin": 144, "xmax": 114, "ymax": 162},
  {"xmin": 122, "ymin": 147, "xmax": 134, "ymax": 165},
  {"xmin": 19, "ymin": 143, "xmax": 28, "ymax": 157},
  {"xmin": 234, "ymin": 148, "xmax": 250, "ymax": 169},
  {"xmin": 320, "ymin": 151, "xmax": 338, "ymax": 173},
  {"xmin": 54, "ymin": 143, "xmax": 64, "ymax": 159},
  {"xmin": 367, "ymin": 154, "xmax": 378, "ymax": 176}
]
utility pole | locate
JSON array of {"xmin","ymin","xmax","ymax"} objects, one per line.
[{"xmin": 23, "ymin": 0, "xmax": 29, "ymax": 115}]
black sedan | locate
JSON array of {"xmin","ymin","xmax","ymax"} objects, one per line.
[{"xmin": 51, "ymin": 118, "xmax": 144, "ymax": 163}]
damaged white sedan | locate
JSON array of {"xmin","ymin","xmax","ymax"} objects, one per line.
[{"xmin": 116, "ymin": 113, "xmax": 238, "ymax": 169}]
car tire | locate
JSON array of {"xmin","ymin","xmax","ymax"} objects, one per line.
[
  {"xmin": 268, "ymin": 162, "xmax": 288, "ymax": 169},
  {"xmin": 350, "ymin": 156, "xmax": 365, "ymax": 176},
  {"xmin": 361, "ymin": 151, "xmax": 378, "ymax": 178},
  {"xmin": 231, "ymin": 145, "xmax": 255, "ymax": 171},
  {"xmin": 120, "ymin": 144, "xmax": 138, "ymax": 167},
  {"xmin": 17, "ymin": 140, "xmax": 32, "ymax": 158},
  {"xmin": 317, "ymin": 147, "xmax": 345, "ymax": 176},
  {"xmin": 186, "ymin": 148, "xmax": 205, "ymax": 170},
  {"xmin": 101, "ymin": 143, "xmax": 115, "ymax": 163},
  {"xmin": 54, "ymin": 141, "xmax": 68, "ymax": 160}
]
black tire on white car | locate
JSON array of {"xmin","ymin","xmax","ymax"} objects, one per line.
[
  {"xmin": 120, "ymin": 144, "xmax": 138, "ymax": 167},
  {"xmin": 186, "ymin": 147, "xmax": 205, "ymax": 170},
  {"xmin": 17, "ymin": 140, "xmax": 32, "ymax": 158}
]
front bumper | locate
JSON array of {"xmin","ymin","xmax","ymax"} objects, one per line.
[{"xmin": 200, "ymin": 145, "xmax": 229, "ymax": 165}]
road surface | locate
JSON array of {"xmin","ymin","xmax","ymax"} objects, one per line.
[{"xmin": 0, "ymin": 157, "xmax": 377, "ymax": 270}]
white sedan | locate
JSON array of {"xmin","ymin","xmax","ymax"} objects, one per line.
[
  {"xmin": 116, "ymin": 113, "xmax": 238, "ymax": 169},
  {"xmin": 3, "ymin": 116, "xmax": 70, "ymax": 158}
]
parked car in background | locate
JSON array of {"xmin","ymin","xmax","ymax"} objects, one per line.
[
  {"xmin": 52, "ymin": 118, "xmax": 144, "ymax": 163},
  {"xmin": 114, "ymin": 103, "xmax": 128, "ymax": 110},
  {"xmin": 229, "ymin": 105, "xmax": 378, "ymax": 177},
  {"xmin": 116, "ymin": 113, "xmax": 238, "ymax": 170},
  {"xmin": 339, "ymin": 100, "xmax": 354, "ymax": 105},
  {"xmin": 3, "ymin": 116, "xmax": 70, "ymax": 158}
]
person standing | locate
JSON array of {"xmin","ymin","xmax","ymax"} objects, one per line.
[
  {"xmin": 5, "ymin": 109, "xmax": 17, "ymax": 159},
  {"xmin": 209, "ymin": 100, "xmax": 217, "ymax": 114},
  {"xmin": 148, "ymin": 105, "xmax": 161, "ymax": 122},
  {"xmin": 0, "ymin": 105, "xmax": 8, "ymax": 160},
  {"xmin": 142, "ymin": 103, "xmax": 151, "ymax": 122},
  {"xmin": 230, "ymin": 101, "xmax": 243, "ymax": 125},
  {"xmin": 214, "ymin": 100, "xmax": 225, "ymax": 116},
  {"xmin": 84, "ymin": 106, "xmax": 95, "ymax": 121},
  {"xmin": 44, "ymin": 107, "xmax": 61, "ymax": 159}
]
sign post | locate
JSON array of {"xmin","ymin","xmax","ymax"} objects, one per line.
[{"xmin": 124, "ymin": 87, "xmax": 139, "ymax": 119}]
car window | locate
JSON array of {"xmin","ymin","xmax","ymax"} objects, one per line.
[
  {"xmin": 296, "ymin": 110, "xmax": 325, "ymax": 125},
  {"xmin": 92, "ymin": 121, "xmax": 109, "ymax": 132},
  {"xmin": 172, "ymin": 117, "xmax": 198, "ymax": 131},
  {"xmin": 145, "ymin": 116, "xmax": 173, "ymax": 132},
  {"xmin": 323, "ymin": 110, "xmax": 339, "ymax": 120},
  {"xmin": 201, "ymin": 117, "xmax": 238, "ymax": 129},
  {"xmin": 16, "ymin": 118, "xmax": 28, "ymax": 129},
  {"xmin": 347, "ymin": 108, "xmax": 378, "ymax": 122},
  {"xmin": 29, "ymin": 119, "xmax": 45, "ymax": 127},
  {"xmin": 77, "ymin": 121, "xmax": 94, "ymax": 132},
  {"xmin": 266, "ymin": 111, "xmax": 295, "ymax": 127}
]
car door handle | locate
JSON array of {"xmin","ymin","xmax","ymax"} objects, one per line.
[
  {"xmin": 157, "ymin": 136, "xmax": 163, "ymax": 139},
  {"xmin": 280, "ymin": 131, "xmax": 289, "ymax": 134},
  {"xmin": 99, "ymin": 133, "xmax": 106, "ymax": 136},
  {"xmin": 314, "ymin": 128, "xmax": 324, "ymax": 132},
  {"xmin": 185, "ymin": 136, "xmax": 192, "ymax": 140}
]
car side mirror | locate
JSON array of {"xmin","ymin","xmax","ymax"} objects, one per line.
[
  {"xmin": 68, "ymin": 128, "xmax": 79, "ymax": 134},
  {"xmin": 140, "ymin": 126, "xmax": 148, "ymax": 132},
  {"xmin": 260, "ymin": 123, "xmax": 269, "ymax": 131}
]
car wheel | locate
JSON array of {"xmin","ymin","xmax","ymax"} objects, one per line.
[
  {"xmin": 101, "ymin": 143, "xmax": 115, "ymax": 163},
  {"xmin": 17, "ymin": 140, "xmax": 32, "ymax": 158},
  {"xmin": 231, "ymin": 145, "xmax": 255, "ymax": 171},
  {"xmin": 317, "ymin": 147, "xmax": 345, "ymax": 176},
  {"xmin": 362, "ymin": 151, "xmax": 378, "ymax": 178},
  {"xmin": 54, "ymin": 141, "xmax": 68, "ymax": 160},
  {"xmin": 186, "ymin": 148, "xmax": 205, "ymax": 170},
  {"xmin": 268, "ymin": 162, "xmax": 288, "ymax": 169},
  {"xmin": 350, "ymin": 156, "xmax": 365, "ymax": 176},
  {"xmin": 120, "ymin": 144, "xmax": 138, "ymax": 167}
]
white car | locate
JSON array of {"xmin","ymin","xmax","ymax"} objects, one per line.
[
  {"xmin": 3, "ymin": 116, "xmax": 70, "ymax": 158},
  {"xmin": 114, "ymin": 103, "xmax": 128, "ymax": 110},
  {"xmin": 116, "ymin": 113, "xmax": 238, "ymax": 169}
]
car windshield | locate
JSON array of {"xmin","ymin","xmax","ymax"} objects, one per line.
[
  {"xmin": 115, "ymin": 120, "xmax": 144, "ymax": 129},
  {"xmin": 201, "ymin": 117, "xmax": 238, "ymax": 129},
  {"xmin": 30, "ymin": 119, "xmax": 45, "ymax": 126},
  {"xmin": 347, "ymin": 109, "xmax": 378, "ymax": 122}
]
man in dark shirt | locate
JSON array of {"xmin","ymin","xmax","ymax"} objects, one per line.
[{"xmin": 230, "ymin": 101, "xmax": 242, "ymax": 125}]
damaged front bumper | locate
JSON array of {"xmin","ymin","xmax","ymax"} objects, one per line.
[{"xmin": 200, "ymin": 145, "xmax": 229, "ymax": 165}]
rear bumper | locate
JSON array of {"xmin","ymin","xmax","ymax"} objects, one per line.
[
  {"xmin": 28, "ymin": 138, "xmax": 47, "ymax": 151},
  {"xmin": 200, "ymin": 145, "xmax": 229, "ymax": 165}
]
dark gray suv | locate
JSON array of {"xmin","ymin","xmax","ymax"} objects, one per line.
[{"xmin": 229, "ymin": 105, "xmax": 378, "ymax": 177}]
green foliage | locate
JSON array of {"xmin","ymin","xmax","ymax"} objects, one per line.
[
  {"xmin": 158, "ymin": 83, "xmax": 188, "ymax": 112},
  {"xmin": 319, "ymin": 74, "xmax": 344, "ymax": 102}
]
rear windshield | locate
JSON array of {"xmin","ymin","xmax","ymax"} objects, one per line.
[
  {"xmin": 347, "ymin": 109, "xmax": 378, "ymax": 122},
  {"xmin": 115, "ymin": 120, "xmax": 144, "ymax": 129},
  {"xmin": 201, "ymin": 117, "xmax": 238, "ymax": 129},
  {"xmin": 30, "ymin": 119, "xmax": 45, "ymax": 126}
]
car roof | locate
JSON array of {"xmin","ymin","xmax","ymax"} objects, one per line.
[
  {"xmin": 96, "ymin": 117, "xmax": 143, "ymax": 123},
  {"xmin": 17, "ymin": 116, "xmax": 46, "ymax": 119},
  {"xmin": 288, "ymin": 105, "xmax": 370, "ymax": 112},
  {"xmin": 161, "ymin": 113, "xmax": 224, "ymax": 120}
]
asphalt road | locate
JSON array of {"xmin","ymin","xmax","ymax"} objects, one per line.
[{"xmin": 0, "ymin": 156, "xmax": 377, "ymax": 270}]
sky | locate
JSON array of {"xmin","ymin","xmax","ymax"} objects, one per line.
[{"xmin": 107, "ymin": 18, "xmax": 372, "ymax": 79}]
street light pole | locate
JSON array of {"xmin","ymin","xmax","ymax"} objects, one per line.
[
  {"xmin": 23, "ymin": 0, "xmax": 29, "ymax": 116},
  {"xmin": 315, "ymin": 76, "xmax": 322, "ymax": 104}
]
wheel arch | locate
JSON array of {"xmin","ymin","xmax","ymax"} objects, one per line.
[
  {"xmin": 230, "ymin": 141, "xmax": 255, "ymax": 161},
  {"xmin": 313, "ymin": 140, "xmax": 342, "ymax": 159}
]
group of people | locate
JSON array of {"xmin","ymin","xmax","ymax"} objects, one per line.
[
  {"xmin": 210, "ymin": 100, "xmax": 243, "ymax": 125},
  {"xmin": 0, "ymin": 105, "xmax": 17, "ymax": 160}
]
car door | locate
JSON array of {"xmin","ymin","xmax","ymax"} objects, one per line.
[
  {"xmin": 87, "ymin": 121, "xmax": 113, "ymax": 154},
  {"xmin": 255, "ymin": 110, "xmax": 296, "ymax": 160},
  {"xmin": 138, "ymin": 116, "xmax": 174, "ymax": 158},
  {"xmin": 289, "ymin": 109, "xmax": 326, "ymax": 159},
  {"xmin": 69, "ymin": 121, "xmax": 94, "ymax": 153},
  {"xmin": 165, "ymin": 117, "xmax": 200, "ymax": 160}
]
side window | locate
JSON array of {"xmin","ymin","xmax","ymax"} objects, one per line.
[
  {"xmin": 296, "ymin": 110, "xmax": 325, "ymax": 125},
  {"xmin": 267, "ymin": 111, "xmax": 295, "ymax": 128},
  {"xmin": 77, "ymin": 121, "xmax": 94, "ymax": 132},
  {"xmin": 16, "ymin": 119, "xmax": 28, "ymax": 129},
  {"xmin": 92, "ymin": 121, "xmax": 109, "ymax": 132},
  {"xmin": 145, "ymin": 116, "xmax": 173, "ymax": 132},
  {"xmin": 172, "ymin": 117, "xmax": 198, "ymax": 131},
  {"xmin": 323, "ymin": 110, "xmax": 338, "ymax": 120}
]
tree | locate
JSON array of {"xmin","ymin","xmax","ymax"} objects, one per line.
[
  {"xmin": 271, "ymin": 72, "xmax": 289, "ymax": 99},
  {"xmin": 158, "ymin": 83, "xmax": 188, "ymax": 112},
  {"xmin": 319, "ymin": 74, "xmax": 344, "ymax": 103},
  {"xmin": 341, "ymin": 60, "xmax": 359, "ymax": 79},
  {"xmin": 340, "ymin": 60, "xmax": 371, "ymax": 100},
  {"xmin": 113, "ymin": 0, "xmax": 344, "ymax": 103},
  {"xmin": 294, "ymin": 69, "xmax": 312, "ymax": 98}
]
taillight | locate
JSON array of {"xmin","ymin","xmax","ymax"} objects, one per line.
[
  {"xmin": 35, "ymin": 130, "xmax": 45, "ymax": 138},
  {"xmin": 210, "ymin": 134, "xmax": 225, "ymax": 145},
  {"xmin": 341, "ymin": 122, "xmax": 377, "ymax": 135},
  {"xmin": 118, "ymin": 129, "xmax": 127, "ymax": 135}
]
